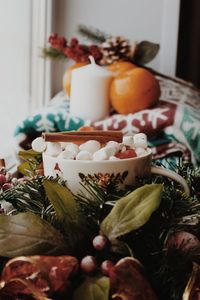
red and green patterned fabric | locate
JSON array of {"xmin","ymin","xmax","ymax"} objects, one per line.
[{"xmin": 14, "ymin": 76, "xmax": 200, "ymax": 165}]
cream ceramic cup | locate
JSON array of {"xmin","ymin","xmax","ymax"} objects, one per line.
[{"xmin": 43, "ymin": 149, "xmax": 190, "ymax": 195}]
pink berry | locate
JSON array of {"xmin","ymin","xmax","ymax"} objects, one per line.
[
  {"xmin": 80, "ymin": 256, "xmax": 96, "ymax": 273},
  {"xmin": 92, "ymin": 235, "xmax": 108, "ymax": 251},
  {"xmin": 101, "ymin": 260, "xmax": 114, "ymax": 276},
  {"xmin": 0, "ymin": 174, "xmax": 6, "ymax": 186},
  {"xmin": 2, "ymin": 183, "xmax": 13, "ymax": 191}
]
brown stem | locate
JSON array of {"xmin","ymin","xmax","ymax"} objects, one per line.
[{"xmin": 0, "ymin": 159, "xmax": 5, "ymax": 168}]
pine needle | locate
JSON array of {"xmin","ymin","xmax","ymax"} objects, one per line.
[
  {"xmin": 42, "ymin": 47, "xmax": 67, "ymax": 60},
  {"xmin": 77, "ymin": 24, "xmax": 108, "ymax": 43},
  {"xmin": 0, "ymin": 176, "xmax": 56, "ymax": 225}
]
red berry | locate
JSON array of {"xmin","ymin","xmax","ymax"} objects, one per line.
[
  {"xmin": 80, "ymin": 256, "xmax": 97, "ymax": 273},
  {"xmin": 101, "ymin": 260, "xmax": 114, "ymax": 276},
  {"xmin": 2, "ymin": 183, "xmax": 13, "ymax": 191},
  {"xmin": 0, "ymin": 174, "xmax": 6, "ymax": 186},
  {"xmin": 115, "ymin": 149, "xmax": 137, "ymax": 159},
  {"xmin": 92, "ymin": 235, "xmax": 108, "ymax": 251},
  {"xmin": 48, "ymin": 33, "xmax": 57, "ymax": 43},
  {"xmin": 70, "ymin": 38, "xmax": 78, "ymax": 47}
]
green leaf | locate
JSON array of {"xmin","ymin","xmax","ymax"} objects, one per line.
[
  {"xmin": 100, "ymin": 184, "xmax": 163, "ymax": 240},
  {"xmin": 18, "ymin": 149, "xmax": 42, "ymax": 160},
  {"xmin": 43, "ymin": 179, "xmax": 79, "ymax": 224},
  {"xmin": 18, "ymin": 149, "xmax": 42, "ymax": 177},
  {"xmin": 43, "ymin": 180, "xmax": 89, "ymax": 255},
  {"xmin": 73, "ymin": 277, "xmax": 109, "ymax": 300},
  {"xmin": 42, "ymin": 47, "xmax": 67, "ymax": 60},
  {"xmin": 0, "ymin": 212, "xmax": 68, "ymax": 257},
  {"xmin": 110, "ymin": 240, "xmax": 134, "ymax": 256},
  {"xmin": 134, "ymin": 41, "xmax": 160, "ymax": 64},
  {"xmin": 17, "ymin": 161, "xmax": 35, "ymax": 176}
]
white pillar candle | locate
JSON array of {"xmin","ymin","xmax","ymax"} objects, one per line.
[{"xmin": 70, "ymin": 56, "xmax": 112, "ymax": 121}]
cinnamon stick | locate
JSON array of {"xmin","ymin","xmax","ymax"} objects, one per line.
[{"xmin": 42, "ymin": 131, "xmax": 123, "ymax": 144}]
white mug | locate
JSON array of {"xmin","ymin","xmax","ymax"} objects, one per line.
[{"xmin": 43, "ymin": 149, "xmax": 189, "ymax": 195}]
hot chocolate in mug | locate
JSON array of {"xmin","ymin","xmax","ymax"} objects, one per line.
[{"xmin": 43, "ymin": 149, "xmax": 190, "ymax": 195}]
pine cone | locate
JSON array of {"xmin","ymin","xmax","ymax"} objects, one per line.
[{"xmin": 100, "ymin": 36, "xmax": 131, "ymax": 65}]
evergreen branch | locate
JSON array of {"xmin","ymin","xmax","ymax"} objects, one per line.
[
  {"xmin": 75, "ymin": 173, "xmax": 129, "ymax": 231},
  {"xmin": 155, "ymin": 247, "xmax": 198, "ymax": 300},
  {"xmin": 77, "ymin": 24, "xmax": 108, "ymax": 43},
  {"xmin": 0, "ymin": 176, "xmax": 57, "ymax": 226},
  {"xmin": 42, "ymin": 47, "xmax": 67, "ymax": 60}
]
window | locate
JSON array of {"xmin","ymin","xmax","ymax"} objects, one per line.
[{"xmin": 0, "ymin": 0, "xmax": 52, "ymax": 168}]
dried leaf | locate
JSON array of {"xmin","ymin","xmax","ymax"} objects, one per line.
[
  {"xmin": 1, "ymin": 255, "xmax": 79, "ymax": 298},
  {"xmin": 134, "ymin": 41, "xmax": 160, "ymax": 64},
  {"xmin": 73, "ymin": 277, "xmax": 109, "ymax": 300},
  {"xmin": 0, "ymin": 278, "xmax": 51, "ymax": 300},
  {"xmin": 110, "ymin": 257, "xmax": 157, "ymax": 300},
  {"xmin": 100, "ymin": 184, "xmax": 163, "ymax": 240},
  {"xmin": 0, "ymin": 212, "xmax": 68, "ymax": 257},
  {"xmin": 182, "ymin": 263, "xmax": 200, "ymax": 300}
]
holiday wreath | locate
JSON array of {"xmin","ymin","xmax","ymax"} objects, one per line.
[
  {"xmin": 0, "ymin": 148, "xmax": 199, "ymax": 299},
  {"xmin": 4, "ymin": 25, "xmax": 200, "ymax": 300}
]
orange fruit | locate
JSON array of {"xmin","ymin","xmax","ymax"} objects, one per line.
[
  {"xmin": 107, "ymin": 61, "xmax": 136, "ymax": 77},
  {"xmin": 63, "ymin": 62, "xmax": 88, "ymax": 97},
  {"xmin": 110, "ymin": 67, "xmax": 160, "ymax": 114}
]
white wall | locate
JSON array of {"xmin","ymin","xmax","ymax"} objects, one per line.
[
  {"xmin": 52, "ymin": 0, "xmax": 180, "ymax": 94},
  {"xmin": 0, "ymin": 0, "xmax": 31, "ymax": 158}
]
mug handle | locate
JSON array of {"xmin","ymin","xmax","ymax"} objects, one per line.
[{"xmin": 151, "ymin": 166, "xmax": 190, "ymax": 196}]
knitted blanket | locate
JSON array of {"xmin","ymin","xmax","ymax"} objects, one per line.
[{"xmin": 14, "ymin": 76, "xmax": 200, "ymax": 165}]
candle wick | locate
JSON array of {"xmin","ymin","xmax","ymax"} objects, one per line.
[{"xmin": 89, "ymin": 56, "xmax": 96, "ymax": 65}]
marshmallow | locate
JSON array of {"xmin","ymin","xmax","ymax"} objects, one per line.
[
  {"xmin": 109, "ymin": 156, "xmax": 120, "ymax": 161},
  {"xmin": 93, "ymin": 148, "xmax": 108, "ymax": 161},
  {"xmin": 121, "ymin": 145, "xmax": 127, "ymax": 153},
  {"xmin": 58, "ymin": 150, "xmax": 76, "ymax": 160},
  {"xmin": 135, "ymin": 147, "xmax": 148, "ymax": 157},
  {"xmin": 103, "ymin": 146, "xmax": 116, "ymax": 157},
  {"xmin": 79, "ymin": 140, "xmax": 101, "ymax": 154},
  {"xmin": 105, "ymin": 141, "xmax": 120, "ymax": 154},
  {"xmin": 32, "ymin": 137, "xmax": 47, "ymax": 153},
  {"xmin": 61, "ymin": 142, "xmax": 69, "ymax": 150},
  {"xmin": 65, "ymin": 143, "xmax": 79, "ymax": 154},
  {"xmin": 123, "ymin": 136, "xmax": 134, "ymax": 147},
  {"xmin": 45, "ymin": 142, "xmax": 62, "ymax": 157},
  {"xmin": 133, "ymin": 133, "xmax": 148, "ymax": 149},
  {"xmin": 76, "ymin": 150, "xmax": 93, "ymax": 160}
]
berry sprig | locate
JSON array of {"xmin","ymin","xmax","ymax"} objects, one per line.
[
  {"xmin": 0, "ymin": 167, "xmax": 16, "ymax": 192},
  {"xmin": 80, "ymin": 234, "xmax": 114, "ymax": 276},
  {"xmin": 48, "ymin": 35, "xmax": 102, "ymax": 63},
  {"xmin": 48, "ymin": 33, "xmax": 67, "ymax": 51}
]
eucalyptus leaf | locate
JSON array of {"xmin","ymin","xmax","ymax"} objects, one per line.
[
  {"xmin": 0, "ymin": 212, "xmax": 68, "ymax": 257},
  {"xmin": 100, "ymin": 184, "xmax": 163, "ymax": 240},
  {"xmin": 134, "ymin": 41, "xmax": 160, "ymax": 64},
  {"xmin": 73, "ymin": 277, "xmax": 109, "ymax": 300},
  {"xmin": 43, "ymin": 179, "xmax": 79, "ymax": 224}
]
